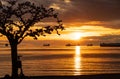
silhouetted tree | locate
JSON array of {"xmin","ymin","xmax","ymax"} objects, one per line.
[{"xmin": 0, "ymin": 0, "xmax": 64, "ymax": 78}]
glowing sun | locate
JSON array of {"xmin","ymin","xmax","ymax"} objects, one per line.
[{"xmin": 70, "ymin": 32, "xmax": 82, "ymax": 40}]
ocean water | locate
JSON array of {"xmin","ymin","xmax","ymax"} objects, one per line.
[{"xmin": 0, "ymin": 44, "xmax": 120, "ymax": 77}]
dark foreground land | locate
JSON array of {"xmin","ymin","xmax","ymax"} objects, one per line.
[{"xmin": 1, "ymin": 74, "xmax": 120, "ymax": 79}]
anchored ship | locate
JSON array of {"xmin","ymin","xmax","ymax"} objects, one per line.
[{"xmin": 100, "ymin": 43, "xmax": 120, "ymax": 47}]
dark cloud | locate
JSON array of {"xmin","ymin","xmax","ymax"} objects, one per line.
[
  {"xmin": 28, "ymin": 0, "xmax": 120, "ymax": 29},
  {"xmin": 4, "ymin": 0, "xmax": 120, "ymax": 22},
  {"xmin": 61, "ymin": 0, "xmax": 120, "ymax": 22},
  {"xmin": 2, "ymin": 0, "xmax": 120, "ymax": 28}
]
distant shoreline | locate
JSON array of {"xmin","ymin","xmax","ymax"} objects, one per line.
[{"xmin": 1, "ymin": 74, "xmax": 120, "ymax": 79}]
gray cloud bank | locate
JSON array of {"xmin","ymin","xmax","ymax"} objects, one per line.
[
  {"xmin": 7, "ymin": 0, "xmax": 120, "ymax": 21},
  {"xmin": 1, "ymin": 0, "xmax": 120, "ymax": 29},
  {"xmin": 31, "ymin": 0, "xmax": 120, "ymax": 28}
]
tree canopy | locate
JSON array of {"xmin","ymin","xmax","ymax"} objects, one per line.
[{"xmin": 0, "ymin": 0, "xmax": 64, "ymax": 44}]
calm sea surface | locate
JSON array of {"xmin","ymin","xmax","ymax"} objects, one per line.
[{"xmin": 0, "ymin": 45, "xmax": 120, "ymax": 77}]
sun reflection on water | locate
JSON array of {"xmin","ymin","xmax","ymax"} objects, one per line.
[{"xmin": 74, "ymin": 46, "xmax": 81, "ymax": 75}]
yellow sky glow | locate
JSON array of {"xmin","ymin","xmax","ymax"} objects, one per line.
[
  {"xmin": 1, "ymin": 23, "xmax": 120, "ymax": 42},
  {"xmin": 69, "ymin": 32, "xmax": 83, "ymax": 40},
  {"xmin": 29, "ymin": 24, "xmax": 120, "ymax": 41}
]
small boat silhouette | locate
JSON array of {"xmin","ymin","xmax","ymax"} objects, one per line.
[{"xmin": 43, "ymin": 44, "xmax": 50, "ymax": 46}]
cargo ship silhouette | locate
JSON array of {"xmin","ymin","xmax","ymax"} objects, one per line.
[{"xmin": 100, "ymin": 43, "xmax": 120, "ymax": 47}]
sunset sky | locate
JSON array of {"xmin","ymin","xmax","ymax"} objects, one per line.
[{"xmin": 1, "ymin": 0, "xmax": 120, "ymax": 45}]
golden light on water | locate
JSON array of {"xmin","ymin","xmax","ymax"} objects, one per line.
[{"xmin": 74, "ymin": 46, "xmax": 81, "ymax": 75}]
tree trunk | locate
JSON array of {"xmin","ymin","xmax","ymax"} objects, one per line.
[{"xmin": 10, "ymin": 43, "xmax": 18, "ymax": 78}]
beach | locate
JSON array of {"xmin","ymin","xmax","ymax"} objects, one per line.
[
  {"xmin": 29, "ymin": 74, "xmax": 120, "ymax": 79},
  {"xmin": 1, "ymin": 74, "xmax": 120, "ymax": 79}
]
